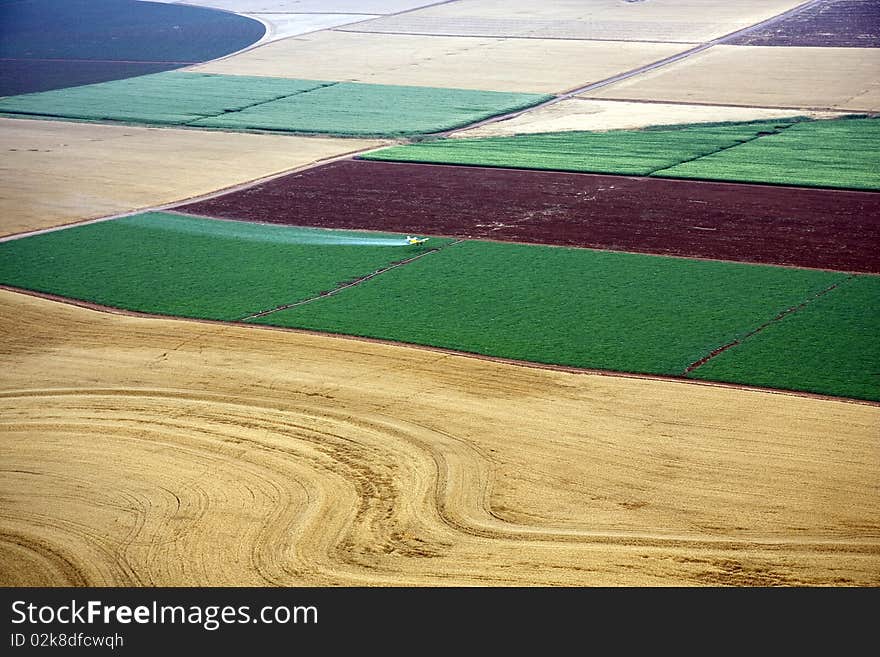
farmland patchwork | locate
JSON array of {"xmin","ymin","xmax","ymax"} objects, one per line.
[
  {"xmin": 1, "ymin": 213, "xmax": 876, "ymax": 401},
  {"xmin": 360, "ymin": 116, "xmax": 880, "ymax": 191},
  {"xmin": 176, "ymin": 159, "xmax": 880, "ymax": 274},
  {"xmin": 0, "ymin": 72, "xmax": 551, "ymax": 137}
]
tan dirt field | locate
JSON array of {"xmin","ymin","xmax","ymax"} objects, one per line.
[
  {"xmin": 343, "ymin": 0, "xmax": 806, "ymax": 43},
  {"xmin": 0, "ymin": 118, "xmax": 386, "ymax": 237},
  {"xmin": 189, "ymin": 30, "xmax": 688, "ymax": 94},
  {"xmin": 1, "ymin": 289, "xmax": 877, "ymax": 586},
  {"xmin": 155, "ymin": 0, "xmax": 438, "ymax": 12},
  {"xmin": 452, "ymin": 98, "xmax": 843, "ymax": 137},
  {"xmin": 581, "ymin": 45, "xmax": 880, "ymax": 112}
]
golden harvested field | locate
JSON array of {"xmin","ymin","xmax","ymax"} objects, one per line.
[
  {"xmin": 346, "ymin": 0, "xmax": 805, "ymax": 43},
  {"xmin": 453, "ymin": 98, "xmax": 842, "ymax": 137},
  {"xmin": 0, "ymin": 118, "xmax": 386, "ymax": 237},
  {"xmin": 582, "ymin": 45, "xmax": 880, "ymax": 112},
  {"xmin": 1, "ymin": 290, "xmax": 877, "ymax": 587},
  {"xmin": 190, "ymin": 30, "xmax": 686, "ymax": 93}
]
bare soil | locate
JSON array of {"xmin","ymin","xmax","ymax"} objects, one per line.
[
  {"xmin": 728, "ymin": 0, "xmax": 880, "ymax": 48},
  {"xmin": 175, "ymin": 160, "xmax": 880, "ymax": 273}
]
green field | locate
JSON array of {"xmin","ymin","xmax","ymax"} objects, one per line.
[
  {"xmin": 689, "ymin": 275, "xmax": 880, "ymax": 401},
  {"xmin": 0, "ymin": 71, "xmax": 551, "ymax": 137},
  {"xmin": 246, "ymin": 241, "xmax": 876, "ymax": 400},
  {"xmin": 2, "ymin": 221, "xmax": 875, "ymax": 400},
  {"xmin": 0, "ymin": 213, "xmax": 449, "ymax": 320},
  {"xmin": 0, "ymin": 72, "xmax": 331, "ymax": 125},
  {"xmin": 359, "ymin": 116, "xmax": 880, "ymax": 190},
  {"xmin": 359, "ymin": 119, "xmax": 800, "ymax": 175},
  {"xmin": 191, "ymin": 82, "xmax": 553, "ymax": 137},
  {"xmin": 654, "ymin": 117, "xmax": 880, "ymax": 191}
]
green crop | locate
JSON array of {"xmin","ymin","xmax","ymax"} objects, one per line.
[
  {"xmin": 359, "ymin": 119, "xmax": 802, "ymax": 174},
  {"xmin": 360, "ymin": 116, "xmax": 880, "ymax": 190},
  {"xmin": 248, "ymin": 241, "xmax": 870, "ymax": 400},
  {"xmin": 688, "ymin": 274, "xmax": 880, "ymax": 401},
  {"xmin": 0, "ymin": 72, "xmax": 550, "ymax": 137},
  {"xmin": 654, "ymin": 117, "xmax": 880, "ymax": 191},
  {"xmin": 0, "ymin": 213, "xmax": 450, "ymax": 320}
]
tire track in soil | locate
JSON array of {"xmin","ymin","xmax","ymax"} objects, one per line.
[{"xmin": 684, "ymin": 274, "xmax": 857, "ymax": 374}]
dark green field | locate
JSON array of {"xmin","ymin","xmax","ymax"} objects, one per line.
[
  {"xmin": 689, "ymin": 274, "xmax": 880, "ymax": 401},
  {"xmin": 654, "ymin": 117, "xmax": 880, "ymax": 191},
  {"xmin": 0, "ymin": 213, "xmax": 447, "ymax": 320}
]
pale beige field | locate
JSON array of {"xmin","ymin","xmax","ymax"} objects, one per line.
[
  {"xmin": 345, "ymin": 0, "xmax": 805, "ymax": 43},
  {"xmin": 1, "ymin": 290, "xmax": 877, "ymax": 587},
  {"xmin": 582, "ymin": 45, "xmax": 880, "ymax": 112},
  {"xmin": 0, "ymin": 118, "xmax": 386, "ymax": 237},
  {"xmin": 190, "ymin": 30, "xmax": 687, "ymax": 93},
  {"xmin": 453, "ymin": 98, "xmax": 842, "ymax": 137}
]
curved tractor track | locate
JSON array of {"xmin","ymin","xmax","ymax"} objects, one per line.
[{"xmin": 2, "ymin": 291, "xmax": 877, "ymax": 587}]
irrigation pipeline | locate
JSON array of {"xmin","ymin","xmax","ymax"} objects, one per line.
[{"xmin": 437, "ymin": 0, "xmax": 825, "ymax": 138}]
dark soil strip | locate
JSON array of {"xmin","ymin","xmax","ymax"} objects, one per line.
[
  {"xmin": 174, "ymin": 160, "xmax": 880, "ymax": 274},
  {"xmin": 238, "ymin": 240, "xmax": 464, "ymax": 320},
  {"xmin": 0, "ymin": 60, "xmax": 182, "ymax": 97},
  {"xmin": 5, "ymin": 284, "xmax": 875, "ymax": 407},
  {"xmin": 727, "ymin": 0, "xmax": 880, "ymax": 47},
  {"xmin": 684, "ymin": 276, "xmax": 855, "ymax": 374}
]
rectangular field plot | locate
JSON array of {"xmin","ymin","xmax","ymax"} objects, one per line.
[
  {"xmin": 654, "ymin": 116, "xmax": 880, "ymax": 191},
  {"xmin": 360, "ymin": 119, "xmax": 800, "ymax": 175},
  {"xmin": 726, "ymin": 0, "xmax": 880, "ymax": 47},
  {"xmin": 0, "ymin": 213, "xmax": 451, "ymax": 320},
  {"xmin": 0, "ymin": 118, "xmax": 386, "ymax": 237},
  {"xmin": 363, "ymin": 116, "xmax": 880, "ymax": 191},
  {"xmin": 191, "ymin": 30, "xmax": 686, "ymax": 94},
  {"xmin": 190, "ymin": 82, "xmax": 551, "ymax": 137},
  {"xmin": 343, "ymin": 0, "xmax": 806, "ymax": 42},
  {"xmin": 581, "ymin": 45, "xmax": 880, "ymax": 112},
  {"xmin": 0, "ymin": 72, "xmax": 549, "ymax": 137},
  {"xmin": 246, "ymin": 240, "xmax": 875, "ymax": 402},
  {"xmin": 176, "ymin": 160, "xmax": 880, "ymax": 274},
  {"xmin": 688, "ymin": 275, "xmax": 880, "ymax": 402}
]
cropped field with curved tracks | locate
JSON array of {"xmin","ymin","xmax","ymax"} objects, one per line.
[{"xmin": 2, "ymin": 290, "xmax": 877, "ymax": 586}]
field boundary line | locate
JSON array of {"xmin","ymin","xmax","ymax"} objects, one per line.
[
  {"xmin": 178, "ymin": 81, "xmax": 340, "ymax": 126},
  {"xmin": 684, "ymin": 275, "xmax": 857, "ymax": 375},
  {"xmin": 333, "ymin": 29, "xmax": 700, "ymax": 45},
  {"xmin": 238, "ymin": 239, "xmax": 466, "ymax": 321}
]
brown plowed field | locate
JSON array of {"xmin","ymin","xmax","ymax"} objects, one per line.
[
  {"xmin": 176, "ymin": 160, "xmax": 880, "ymax": 273},
  {"xmin": 2, "ymin": 290, "xmax": 878, "ymax": 586},
  {"xmin": 728, "ymin": 0, "xmax": 880, "ymax": 48}
]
